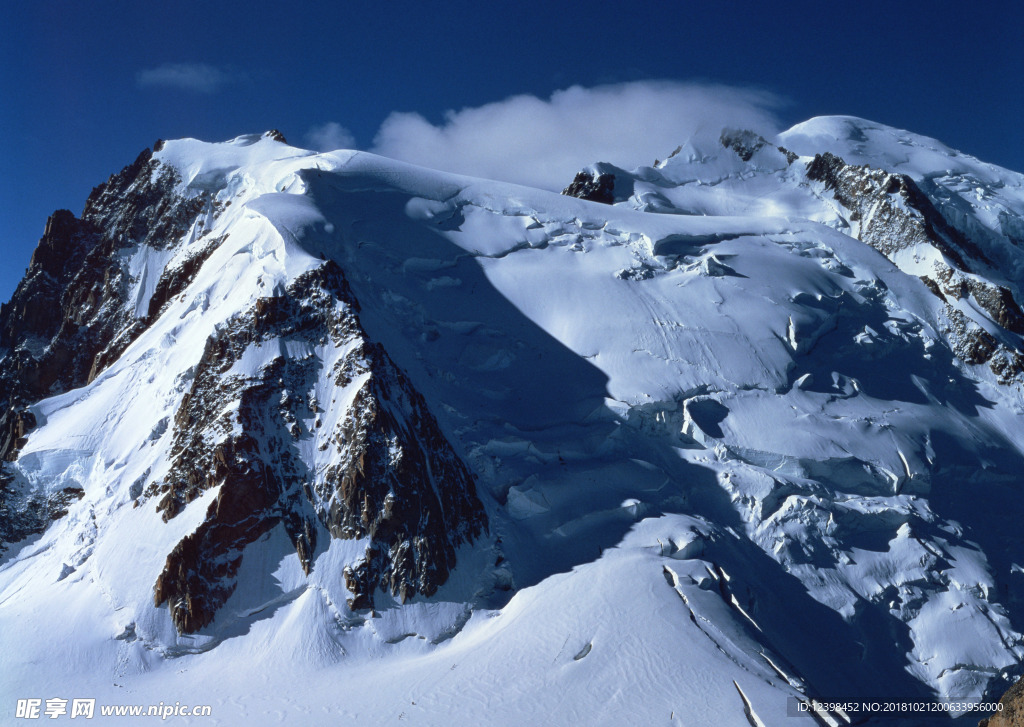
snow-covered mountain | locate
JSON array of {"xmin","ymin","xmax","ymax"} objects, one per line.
[{"xmin": 2, "ymin": 117, "xmax": 1024, "ymax": 725}]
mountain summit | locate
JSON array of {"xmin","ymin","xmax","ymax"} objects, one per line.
[{"xmin": 2, "ymin": 118, "xmax": 1024, "ymax": 724}]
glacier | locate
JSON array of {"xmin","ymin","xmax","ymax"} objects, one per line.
[{"xmin": 1, "ymin": 119, "xmax": 1024, "ymax": 725}]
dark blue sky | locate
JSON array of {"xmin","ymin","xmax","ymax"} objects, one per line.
[{"xmin": 2, "ymin": 0, "xmax": 1021, "ymax": 302}]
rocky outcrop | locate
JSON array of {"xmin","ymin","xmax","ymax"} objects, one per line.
[
  {"xmin": 0, "ymin": 475, "xmax": 84, "ymax": 555},
  {"xmin": 965, "ymin": 279, "xmax": 1024, "ymax": 335},
  {"xmin": 806, "ymin": 151, "xmax": 1024, "ymax": 382},
  {"xmin": 945, "ymin": 306, "xmax": 1001, "ymax": 365},
  {"xmin": 0, "ymin": 148, "xmax": 210, "ymax": 447},
  {"xmin": 805, "ymin": 152, "xmax": 990, "ymax": 269},
  {"xmin": 153, "ymin": 434, "xmax": 284, "ymax": 633},
  {"xmin": 562, "ymin": 171, "xmax": 616, "ymax": 204},
  {"xmin": 980, "ymin": 677, "xmax": 1024, "ymax": 727},
  {"xmin": 2, "ymin": 142, "xmax": 483, "ymax": 623},
  {"xmin": 926, "ymin": 266, "xmax": 1024, "ymax": 334},
  {"xmin": 146, "ymin": 235, "xmax": 224, "ymax": 322},
  {"xmin": 152, "ymin": 261, "xmax": 486, "ymax": 632},
  {"xmin": 720, "ymin": 128, "xmax": 798, "ymax": 164},
  {"xmin": 720, "ymin": 128, "xmax": 767, "ymax": 162},
  {"xmin": 0, "ymin": 147, "xmax": 217, "ymax": 552}
]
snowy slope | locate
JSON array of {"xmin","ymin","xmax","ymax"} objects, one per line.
[{"xmin": 2, "ymin": 121, "xmax": 1024, "ymax": 725}]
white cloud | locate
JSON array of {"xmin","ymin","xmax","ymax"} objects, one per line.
[
  {"xmin": 305, "ymin": 122, "xmax": 357, "ymax": 152},
  {"xmin": 370, "ymin": 81, "xmax": 783, "ymax": 190},
  {"xmin": 136, "ymin": 63, "xmax": 241, "ymax": 94}
]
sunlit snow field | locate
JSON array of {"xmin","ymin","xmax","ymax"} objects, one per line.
[{"xmin": 3, "ymin": 119, "xmax": 1024, "ymax": 725}]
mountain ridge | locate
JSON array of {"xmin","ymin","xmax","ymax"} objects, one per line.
[{"xmin": 2, "ymin": 118, "xmax": 1023, "ymax": 725}]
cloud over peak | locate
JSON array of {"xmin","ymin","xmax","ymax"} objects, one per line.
[
  {"xmin": 369, "ymin": 81, "xmax": 784, "ymax": 191},
  {"xmin": 305, "ymin": 122, "xmax": 357, "ymax": 152}
]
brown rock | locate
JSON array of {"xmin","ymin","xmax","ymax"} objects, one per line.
[
  {"xmin": 152, "ymin": 261, "xmax": 486, "ymax": 632},
  {"xmin": 980, "ymin": 677, "xmax": 1024, "ymax": 727}
]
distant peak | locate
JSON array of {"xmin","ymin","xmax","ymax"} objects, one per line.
[
  {"xmin": 264, "ymin": 129, "xmax": 287, "ymax": 143},
  {"xmin": 780, "ymin": 115, "xmax": 885, "ymax": 144}
]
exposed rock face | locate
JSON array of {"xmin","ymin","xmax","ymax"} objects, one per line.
[
  {"xmin": 980, "ymin": 677, "xmax": 1024, "ymax": 727},
  {"xmin": 720, "ymin": 128, "xmax": 797, "ymax": 164},
  {"xmin": 945, "ymin": 306, "xmax": 1001, "ymax": 363},
  {"xmin": 145, "ymin": 235, "xmax": 224, "ymax": 323},
  {"xmin": 1, "ymin": 140, "xmax": 486, "ymax": 632},
  {"xmin": 720, "ymin": 128, "xmax": 768, "ymax": 162},
  {"xmin": 806, "ymin": 151, "xmax": 989, "ymax": 269},
  {"xmin": 152, "ymin": 261, "xmax": 487, "ymax": 632},
  {"xmin": 964, "ymin": 278, "xmax": 1024, "ymax": 335},
  {"xmin": 0, "ymin": 149, "xmax": 211, "ymax": 451},
  {"xmin": 0, "ymin": 148, "xmax": 215, "ymax": 551},
  {"xmin": 562, "ymin": 171, "xmax": 616, "ymax": 204},
  {"xmin": 806, "ymin": 151, "xmax": 1024, "ymax": 382}
]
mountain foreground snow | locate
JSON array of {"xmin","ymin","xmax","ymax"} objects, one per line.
[{"xmin": 2, "ymin": 120, "xmax": 1024, "ymax": 725}]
